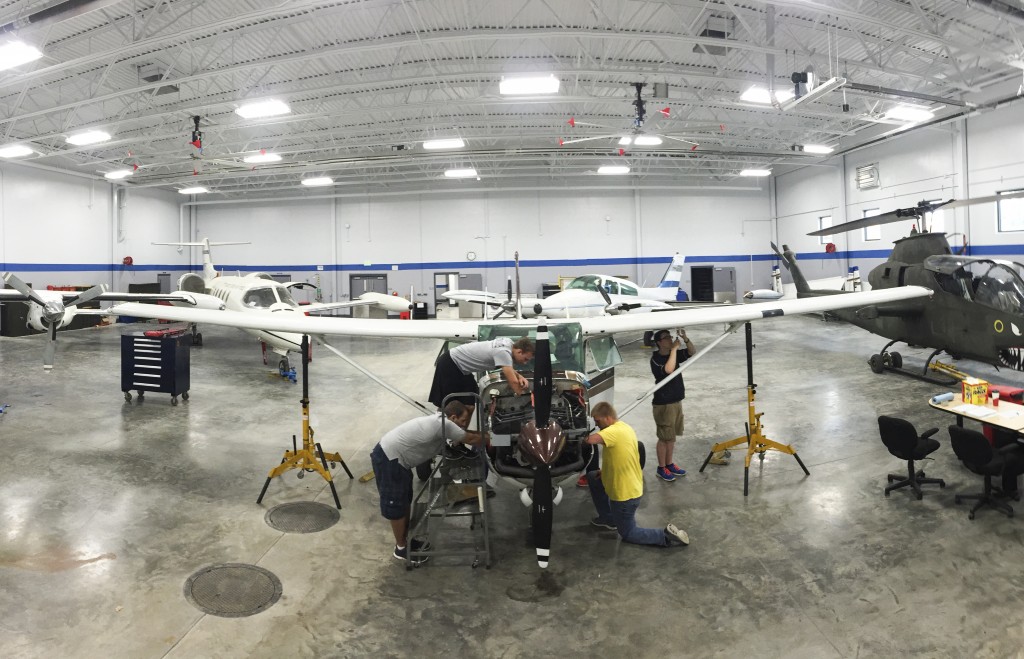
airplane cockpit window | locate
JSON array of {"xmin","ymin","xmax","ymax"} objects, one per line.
[
  {"xmin": 477, "ymin": 323, "xmax": 584, "ymax": 373},
  {"xmin": 620, "ymin": 283, "xmax": 638, "ymax": 296},
  {"xmin": 929, "ymin": 255, "xmax": 1024, "ymax": 314},
  {"xmin": 276, "ymin": 286, "xmax": 298, "ymax": 307},
  {"xmin": 242, "ymin": 287, "xmax": 278, "ymax": 308},
  {"xmin": 603, "ymin": 281, "xmax": 619, "ymax": 295},
  {"xmin": 565, "ymin": 275, "xmax": 600, "ymax": 292}
]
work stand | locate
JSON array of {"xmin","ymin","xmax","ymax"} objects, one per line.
[
  {"xmin": 257, "ymin": 336, "xmax": 353, "ymax": 509},
  {"xmin": 699, "ymin": 322, "xmax": 809, "ymax": 496}
]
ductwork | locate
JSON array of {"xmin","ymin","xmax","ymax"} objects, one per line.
[
  {"xmin": 968, "ymin": 0, "xmax": 1024, "ymax": 28},
  {"xmin": 0, "ymin": 0, "xmax": 126, "ymax": 35}
]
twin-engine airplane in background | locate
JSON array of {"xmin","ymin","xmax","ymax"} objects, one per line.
[
  {"xmin": 444, "ymin": 252, "xmax": 689, "ymax": 318},
  {"xmin": 100, "ymin": 281, "xmax": 930, "ymax": 568},
  {"xmin": 781, "ymin": 190, "xmax": 1024, "ymax": 379}
]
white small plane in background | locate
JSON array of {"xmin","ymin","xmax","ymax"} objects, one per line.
[
  {"xmin": 444, "ymin": 253, "xmax": 688, "ymax": 318},
  {"xmin": 154, "ymin": 238, "xmax": 412, "ymax": 370},
  {"xmin": 744, "ymin": 264, "xmax": 867, "ymax": 301}
]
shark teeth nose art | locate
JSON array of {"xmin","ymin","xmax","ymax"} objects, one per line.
[{"xmin": 998, "ymin": 347, "xmax": 1024, "ymax": 371}]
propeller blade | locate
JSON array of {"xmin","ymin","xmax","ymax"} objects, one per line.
[
  {"xmin": 3, "ymin": 272, "xmax": 47, "ymax": 306},
  {"xmin": 505, "ymin": 277, "xmax": 513, "ymax": 303},
  {"xmin": 596, "ymin": 282, "xmax": 613, "ymax": 307},
  {"xmin": 534, "ymin": 325, "xmax": 552, "ymax": 427},
  {"xmin": 65, "ymin": 283, "xmax": 108, "ymax": 308},
  {"xmin": 531, "ymin": 465, "xmax": 553, "ymax": 569},
  {"xmin": 43, "ymin": 323, "xmax": 57, "ymax": 371}
]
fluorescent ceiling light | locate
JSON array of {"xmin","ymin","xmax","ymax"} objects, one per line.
[
  {"xmin": 444, "ymin": 168, "xmax": 478, "ymax": 178},
  {"xmin": 802, "ymin": 144, "xmax": 834, "ymax": 154},
  {"xmin": 0, "ymin": 41, "xmax": 43, "ymax": 71},
  {"xmin": 243, "ymin": 152, "xmax": 282, "ymax": 164},
  {"xmin": 884, "ymin": 105, "xmax": 934, "ymax": 122},
  {"xmin": 499, "ymin": 74, "xmax": 559, "ymax": 95},
  {"xmin": 739, "ymin": 86, "xmax": 794, "ymax": 104},
  {"xmin": 618, "ymin": 137, "xmax": 633, "ymax": 146},
  {"xmin": 66, "ymin": 130, "xmax": 111, "ymax": 146},
  {"xmin": 740, "ymin": 169, "xmax": 772, "ymax": 177},
  {"xmin": 0, "ymin": 144, "xmax": 32, "ymax": 158},
  {"xmin": 234, "ymin": 99, "xmax": 291, "ymax": 119},
  {"xmin": 779, "ymin": 77, "xmax": 847, "ymax": 111},
  {"xmin": 301, "ymin": 177, "xmax": 334, "ymax": 187},
  {"xmin": 598, "ymin": 165, "xmax": 630, "ymax": 175},
  {"xmin": 423, "ymin": 138, "xmax": 465, "ymax": 150},
  {"xmin": 104, "ymin": 169, "xmax": 133, "ymax": 180},
  {"xmin": 178, "ymin": 186, "xmax": 208, "ymax": 195},
  {"xmin": 633, "ymin": 135, "xmax": 663, "ymax": 146}
]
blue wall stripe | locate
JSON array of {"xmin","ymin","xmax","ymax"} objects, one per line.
[{"xmin": 6, "ymin": 244, "xmax": 1024, "ymax": 273}]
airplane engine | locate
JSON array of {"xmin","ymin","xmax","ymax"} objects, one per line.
[{"xmin": 177, "ymin": 273, "xmax": 206, "ymax": 294}]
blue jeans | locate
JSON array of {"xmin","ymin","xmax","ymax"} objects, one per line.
[{"xmin": 587, "ymin": 470, "xmax": 668, "ymax": 546}]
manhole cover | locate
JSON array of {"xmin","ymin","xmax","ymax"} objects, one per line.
[
  {"xmin": 264, "ymin": 501, "xmax": 341, "ymax": 533},
  {"xmin": 183, "ymin": 563, "xmax": 282, "ymax": 617}
]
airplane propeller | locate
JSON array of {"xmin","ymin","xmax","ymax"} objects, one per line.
[
  {"xmin": 3, "ymin": 272, "xmax": 107, "ymax": 370},
  {"xmin": 808, "ymin": 190, "xmax": 1024, "ymax": 237},
  {"xmin": 491, "ymin": 278, "xmax": 517, "ymax": 319},
  {"xmin": 595, "ymin": 281, "xmax": 641, "ymax": 314}
]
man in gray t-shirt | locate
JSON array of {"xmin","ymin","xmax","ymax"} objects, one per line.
[
  {"xmin": 370, "ymin": 400, "xmax": 484, "ymax": 563},
  {"xmin": 428, "ymin": 337, "xmax": 534, "ymax": 412}
]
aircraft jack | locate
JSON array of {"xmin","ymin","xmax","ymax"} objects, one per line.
[
  {"xmin": 699, "ymin": 322, "xmax": 809, "ymax": 496},
  {"xmin": 257, "ymin": 336, "xmax": 353, "ymax": 509}
]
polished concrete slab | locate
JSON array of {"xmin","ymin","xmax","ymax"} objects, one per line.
[{"xmin": 2, "ymin": 313, "xmax": 1024, "ymax": 657}]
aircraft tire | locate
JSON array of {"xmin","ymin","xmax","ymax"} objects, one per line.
[
  {"xmin": 638, "ymin": 442, "xmax": 646, "ymax": 469},
  {"xmin": 890, "ymin": 352, "xmax": 903, "ymax": 369},
  {"xmin": 869, "ymin": 354, "xmax": 885, "ymax": 374}
]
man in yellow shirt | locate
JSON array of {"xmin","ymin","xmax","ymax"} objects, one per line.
[{"xmin": 585, "ymin": 401, "xmax": 690, "ymax": 547}]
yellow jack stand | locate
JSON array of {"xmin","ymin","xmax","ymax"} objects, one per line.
[
  {"xmin": 257, "ymin": 336, "xmax": 352, "ymax": 509},
  {"xmin": 698, "ymin": 323, "xmax": 809, "ymax": 496}
]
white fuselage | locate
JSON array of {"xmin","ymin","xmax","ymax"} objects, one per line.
[
  {"xmin": 531, "ymin": 287, "xmax": 670, "ymax": 317},
  {"xmin": 205, "ymin": 274, "xmax": 307, "ymax": 355}
]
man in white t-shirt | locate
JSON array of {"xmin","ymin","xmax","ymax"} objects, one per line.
[
  {"xmin": 370, "ymin": 400, "xmax": 484, "ymax": 564},
  {"xmin": 428, "ymin": 337, "xmax": 534, "ymax": 413}
]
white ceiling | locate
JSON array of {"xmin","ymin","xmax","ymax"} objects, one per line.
[{"xmin": 1, "ymin": 0, "xmax": 1022, "ymax": 197}]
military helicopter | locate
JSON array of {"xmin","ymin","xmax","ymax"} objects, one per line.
[{"xmin": 777, "ymin": 190, "xmax": 1024, "ymax": 380}]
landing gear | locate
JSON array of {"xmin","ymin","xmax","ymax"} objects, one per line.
[
  {"xmin": 190, "ymin": 323, "xmax": 203, "ymax": 347},
  {"xmin": 869, "ymin": 339, "xmax": 903, "ymax": 374},
  {"xmin": 278, "ymin": 357, "xmax": 290, "ymax": 374},
  {"xmin": 868, "ymin": 340, "xmax": 956, "ymax": 385}
]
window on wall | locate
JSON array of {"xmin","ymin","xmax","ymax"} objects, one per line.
[
  {"xmin": 862, "ymin": 208, "xmax": 880, "ymax": 241},
  {"xmin": 997, "ymin": 189, "xmax": 1024, "ymax": 232},
  {"xmin": 818, "ymin": 215, "xmax": 833, "ymax": 245}
]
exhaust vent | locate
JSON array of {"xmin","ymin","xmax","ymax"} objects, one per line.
[
  {"xmin": 856, "ymin": 163, "xmax": 880, "ymax": 190},
  {"xmin": 694, "ymin": 16, "xmax": 733, "ymax": 56}
]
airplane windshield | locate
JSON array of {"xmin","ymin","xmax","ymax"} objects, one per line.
[
  {"xmin": 242, "ymin": 287, "xmax": 278, "ymax": 309},
  {"xmin": 276, "ymin": 286, "xmax": 298, "ymax": 307},
  {"xmin": 928, "ymin": 255, "xmax": 1024, "ymax": 313},
  {"xmin": 565, "ymin": 276, "xmax": 600, "ymax": 292},
  {"xmin": 477, "ymin": 323, "xmax": 585, "ymax": 372}
]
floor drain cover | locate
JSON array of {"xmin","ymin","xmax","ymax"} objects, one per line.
[
  {"xmin": 183, "ymin": 563, "xmax": 282, "ymax": 617},
  {"xmin": 264, "ymin": 501, "xmax": 341, "ymax": 533}
]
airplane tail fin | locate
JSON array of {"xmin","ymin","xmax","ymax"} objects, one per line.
[
  {"xmin": 655, "ymin": 253, "xmax": 686, "ymax": 290},
  {"xmin": 152, "ymin": 238, "xmax": 249, "ymax": 280},
  {"xmin": 771, "ymin": 242, "xmax": 812, "ymax": 294}
]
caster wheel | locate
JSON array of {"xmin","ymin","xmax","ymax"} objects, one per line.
[
  {"xmin": 890, "ymin": 352, "xmax": 902, "ymax": 369},
  {"xmin": 758, "ymin": 452, "xmax": 765, "ymax": 462},
  {"xmin": 868, "ymin": 353, "xmax": 884, "ymax": 374},
  {"xmin": 884, "ymin": 491, "xmax": 891, "ymax": 497},
  {"xmin": 171, "ymin": 397, "xmax": 178, "ymax": 406},
  {"xmin": 297, "ymin": 471, "xmax": 304, "ymax": 479},
  {"xmin": 968, "ymin": 512, "xmax": 975, "ymax": 520},
  {"xmin": 882, "ymin": 353, "xmax": 892, "ymax": 367},
  {"xmin": 330, "ymin": 462, "xmax": 337, "ymax": 468},
  {"xmin": 124, "ymin": 392, "xmax": 132, "ymax": 402},
  {"xmin": 182, "ymin": 392, "xmax": 189, "ymax": 401},
  {"xmin": 887, "ymin": 475, "xmax": 896, "ymax": 482},
  {"xmin": 137, "ymin": 392, "xmax": 144, "ymax": 400}
]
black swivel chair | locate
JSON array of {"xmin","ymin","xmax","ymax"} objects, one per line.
[
  {"xmin": 947, "ymin": 425, "xmax": 1015, "ymax": 519},
  {"xmin": 878, "ymin": 415, "xmax": 945, "ymax": 499}
]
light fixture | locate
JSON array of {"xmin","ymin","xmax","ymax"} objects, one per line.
[
  {"xmin": 778, "ymin": 77, "xmax": 847, "ymax": 111},
  {"xmin": 598, "ymin": 165, "xmax": 630, "ymax": 175},
  {"xmin": 739, "ymin": 86, "xmax": 794, "ymax": 104},
  {"xmin": 618, "ymin": 137, "xmax": 633, "ymax": 146},
  {"xmin": 633, "ymin": 135, "xmax": 663, "ymax": 146},
  {"xmin": 444, "ymin": 168, "xmax": 478, "ymax": 178},
  {"xmin": 802, "ymin": 144, "xmax": 834, "ymax": 154},
  {"xmin": 423, "ymin": 138, "xmax": 465, "ymax": 150},
  {"xmin": 739, "ymin": 169, "xmax": 772, "ymax": 177},
  {"xmin": 243, "ymin": 152, "xmax": 282, "ymax": 164},
  {"xmin": 884, "ymin": 104, "xmax": 934, "ymax": 122},
  {"xmin": 301, "ymin": 177, "xmax": 334, "ymax": 187},
  {"xmin": 234, "ymin": 99, "xmax": 291, "ymax": 119},
  {"xmin": 499, "ymin": 74, "xmax": 559, "ymax": 95},
  {"xmin": 0, "ymin": 41, "xmax": 43, "ymax": 71},
  {"xmin": 0, "ymin": 144, "xmax": 33, "ymax": 158},
  {"xmin": 104, "ymin": 169, "xmax": 133, "ymax": 180},
  {"xmin": 66, "ymin": 130, "xmax": 111, "ymax": 146},
  {"xmin": 178, "ymin": 186, "xmax": 208, "ymax": 194}
]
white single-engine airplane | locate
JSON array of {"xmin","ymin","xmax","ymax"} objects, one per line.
[
  {"xmin": 97, "ymin": 280, "xmax": 930, "ymax": 569},
  {"xmin": 154, "ymin": 238, "xmax": 412, "ymax": 370},
  {"xmin": 444, "ymin": 252, "xmax": 689, "ymax": 318}
]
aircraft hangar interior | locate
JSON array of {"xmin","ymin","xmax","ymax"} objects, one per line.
[{"xmin": 3, "ymin": 1, "xmax": 1024, "ymax": 657}]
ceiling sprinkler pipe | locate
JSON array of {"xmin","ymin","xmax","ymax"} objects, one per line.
[{"xmin": 0, "ymin": 0, "xmax": 124, "ymax": 34}]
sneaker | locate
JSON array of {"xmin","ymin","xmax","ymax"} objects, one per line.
[
  {"xmin": 393, "ymin": 545, "xmax": 429, "ymax": 565},
  {"xmin": 665, "ymin": 523, "xmax": 689, "ymax": 546},
  {"xmin": 590, "ymin": 517, "xmax": 616, "ymax": 530},
  {"xmin": 666, "ymin": 463, "xmax": 687, "ymax": 476},
  {"xmin": 656, "ymin": 466, "xmax": 676, "ymax": 482},
  {"xmin": 576, "ymin": 474, "xmax": 589, "ymax": 488},
  {"xmin": 708, "ymin": 451, "xmax": 730, "ymax": 466}
]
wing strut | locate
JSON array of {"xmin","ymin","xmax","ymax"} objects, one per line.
[{"xmin": 319, "ymin": 339, "xmax": 434, "ymax": 417}]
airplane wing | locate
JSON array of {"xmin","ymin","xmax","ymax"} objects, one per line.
[
  {"xmin": 103, "ymin": 286, "xmax": 931, "ymax": 340},
  {"xmin": 442, "ymin": 290, "xmax": 503, "ymax": 307},
  {"xmin": 0, "ymin": 290, "xmax": 198, "ymax": 304}
]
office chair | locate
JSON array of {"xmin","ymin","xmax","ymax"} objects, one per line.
[
  {"xmin": 878, "ymin": 415, "xmax": 945, "ymax": 499},
  {"xmin": 947, "ymin": 425, "xmax": 1015, "ymax": 520}
]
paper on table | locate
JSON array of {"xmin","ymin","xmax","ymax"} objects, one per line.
[{"xmin": 951, "ymin": 403, "xmax": 996, "ymax": 418}]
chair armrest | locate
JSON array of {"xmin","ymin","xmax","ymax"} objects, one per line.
[{"xmin": 921, "ymin": 427, "xmax": 939, "ymax": 439}]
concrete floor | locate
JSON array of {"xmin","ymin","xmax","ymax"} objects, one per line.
[{"xmin": 2, "ymin": 310, "xmax": 1024, "ymax": 658}]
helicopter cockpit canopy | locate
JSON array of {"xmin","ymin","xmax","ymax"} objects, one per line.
[{"xmin": 925, "ymin": 255, "xmax": 1024, "ymax": 314}]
